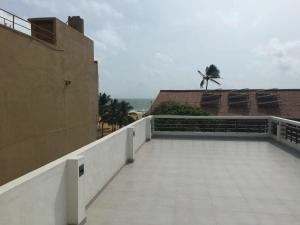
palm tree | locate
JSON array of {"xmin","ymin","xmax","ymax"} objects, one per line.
[
  {"xmin": 98, "ymin": 93, "xmax": 111, "ymax": 137},
  {"xmin": 198, "ymin": 64, "xmax": 221, "ymax": 90},
  {"xmin": 117, "ymin": 101, "xmax": 133, "ymax": 127},
  {"xmin": 99, "ymin": 94, "xmax": 136, "ymax": 136},
  {"xmin": 107, "ymin": 99, "xmax": 120, "ymax": 131}
]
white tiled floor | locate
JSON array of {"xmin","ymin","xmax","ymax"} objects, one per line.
[{"xmin": 86, "ymin": 137, "xmax": 300, "ymax": 225}]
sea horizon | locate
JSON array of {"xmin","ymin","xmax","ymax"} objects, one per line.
[{"xmin": 118, "ymin": 98, "xmax": 154, "ymax": 112}]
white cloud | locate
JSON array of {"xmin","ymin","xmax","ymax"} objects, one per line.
[
  {"xmin": 94, "ymin": 26, "xmax": 126, "ymax": 53},
  {"xmin": 22, "ymin": 0, "xmax": 58, "ymax": 12},
  {"xmin": 155, "ymin": 52, "xmax": 174, "ymax": 64},
  {"xmin": 254, "ymin": 38, "xmax": 300, "ymax": 75},
  {"xmin": 122, "ymin": 0, "xmax": 140, "ymax": 3},
  {"xmin": 140, "ymin": 63, "xmax": 162, "ymax": 77},
  {"xmin": 216, "ymin": 11, "xmax": 241, "ymax": 28},
  {"xmin": 68, "ymin": 1, "xmax": 123, "ymax": 19},
  {"xmin": 22, "ymin": 0, "xmax": 123, "ymax": 19},
  {"xmin": 251, "ymin": 14, "xmax": 269, "ymax": 27}
]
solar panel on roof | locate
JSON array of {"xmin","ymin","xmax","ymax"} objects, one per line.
[
  {"xmin": 228, "ymin": 89, "xmax": 249, "ymax": 108},
  {"xmin": 256, "ymin": 90, "xmax": 280, "ymax": 108},
  {"xmin": 201, "ymin": 93, "xmax": 221, "ymax": 107}
]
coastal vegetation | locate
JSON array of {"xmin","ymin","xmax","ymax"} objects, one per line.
[
  {"xmin": 151, "ymin": 101, "xmax": 218, "ymax": 132},
  {"xmin": 198, "ymin": 64, "xmax": 221, "ymax": 90},
  {"xmin": 98, "ymin": 93, "xmax": 135, "ymax": 137},
  {"xmin": 152, "ymin": 101, "xmax": 209, "ymax": 116}
]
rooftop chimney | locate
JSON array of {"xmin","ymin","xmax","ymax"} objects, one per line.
[{"xmin": 68, "ymin": 16, "xmax": 84, "ymax": 34}]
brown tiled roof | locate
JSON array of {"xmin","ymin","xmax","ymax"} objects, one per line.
[{"xmin": 151, "ymin": 89, "xmax": 300, "ymax": 119}]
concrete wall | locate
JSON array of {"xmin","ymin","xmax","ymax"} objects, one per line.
[
  {"xmin": 132, "ymin": 119, "xmax": 147, "ymax": 152},
  {"xmin": 0, "ymin": 162, "xmax": 68, "ymax": 225},
  {"xmin": 82, "ymin": 128, "xmax": 128, "ymax": 203},
  {"xmin": 0, "ymin": 118, "xmax": 149, "ymax": 225},
  {"xmin": 0, "ymin": 18, "xmax": 99, "ymax": 185}
]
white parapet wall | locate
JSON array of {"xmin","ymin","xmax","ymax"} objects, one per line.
[
  {"xmin": 0, "ymin": 117, "xmax": 150, "ymax": 225},
  {"xmin": 131, "ymin": 118, "xmax": 148, "ymax": 152},
  {"xmin": 0, "ymin": 160, "xmax": 68, "ymax": 225},
  {"xmin": 81, "ymin": 128, "xmax": 129, "ymax": 204}
]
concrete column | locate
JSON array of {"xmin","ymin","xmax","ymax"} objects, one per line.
[
  {"xmin": 277, "ymin": 121, "xmax": 282, "ymax": 142},
  {"xmin": 127, "ymin": 127, "xmax": 135, "ymax": 163},
  {"xmin": 146, "ymin": 117, "xmax": 152, "ymax": 141},
  {"xmin": 67, "ymin": 156, "xmax": 86, "ymax": 225}
]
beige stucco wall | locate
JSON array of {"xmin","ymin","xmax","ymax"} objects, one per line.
[{"xmin": 0, "ymin": 19, "xmax": 98, "ymax": 185}]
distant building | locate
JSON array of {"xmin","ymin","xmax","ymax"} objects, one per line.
[
  {"xmin": 0, "ymin": 11, "xmax": 99, "ymax": 185},
  {"xmin": 151, "ymin": 89, "xmax": 300, "ymax": 120}
]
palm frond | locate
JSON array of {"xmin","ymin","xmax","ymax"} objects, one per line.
[
  {"xmin": 200, "ymin": 79, "xmax": 205, "ymax": 88},
  {"xmin": 197, "ymin": 70, "xmax": 205, "ymax": 77},
  {"xmin": 208, "ymin": 74, "xmax": 221, "ymax": 79},
  {"xmin": 205, "ymin": 66, "xmax": 209, "ymax": 74},
  {"xmin": 210, "ymin": 78, "xmax": 221, "ymax": 85}
]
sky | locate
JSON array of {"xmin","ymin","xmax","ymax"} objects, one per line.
[{"xmin": 2, "ymin": 0, "xmax": 300, "ymax": 98}]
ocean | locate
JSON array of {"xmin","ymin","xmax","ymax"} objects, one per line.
[{"xmin": 119, "ymin": 98, "xmax": 154, "ymax": 112}]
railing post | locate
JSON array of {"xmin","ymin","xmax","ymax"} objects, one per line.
[
  {"xmin": 267, "ymin": 119, "xmax": 272, "ymax": 136},
  {"xmin": 127, "ymin": 127, "xmax": 135, "ymax": 164},
  {"xmin": 151, "ymin": 116, "xmax": 155, "ymax": 133},
  {"xmin": 67, "ymin": 156, "xmax": 86, "ymax": 225},
  {"xmin": 277, "ymin": 121, "xmax": 282, "ymax": 142},
  {"xmin": 146, "ymin": 117, "xmax": 152, "ymax": 141}
]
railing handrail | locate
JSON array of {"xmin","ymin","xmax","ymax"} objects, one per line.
[
  {"xmin": 152, "ymin": 115, "xmax": 270, "ymax": 120},
  {"xmin": 151, "ymin": 115, "xmax": 300, "ymax": 126},
  {"xmin": 0, "ymin": 8, "xmax": 55, "ymax": 43},
  {"xmin": 270, "ymin": 116, "xmax": 300, "ymax": 126},
  {"xmin": 0, "ymin": 8, "xmax": 28, "ymax": 24}
]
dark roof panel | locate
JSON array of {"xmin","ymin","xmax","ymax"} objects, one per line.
[{"xmin": 151, "ymin": 89, "xmax": 300, "ymax": 119}]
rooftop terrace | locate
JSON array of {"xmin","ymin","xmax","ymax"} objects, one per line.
[
  {"xmin": 87, "ymin": 137, "xmax": 300, "ymax": 225},
  {"xmin": 1, "ymin": 116, "xmax": 300, "ymax": 225}
]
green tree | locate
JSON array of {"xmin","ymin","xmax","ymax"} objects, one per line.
[
  {"xmin": 152, "ymin": 101, "xmax": 209, "ymax": 116},
  {"xmin": 107, "ymin": 99, "xmax": 135, "ymax": 131},
  {"xmin": 107, "ymin": 99, "xmax": 119, "ymax": 131},
  {"xmin": 152, "ymin": 101, "xmax": 210, "ymax": 131},
  {"xmin": 117, "ymin": 101, "xmax": 134, "ymax": 128},
  {"xmin": 198, "ymin": 64, "xmax": 221, "ymax": 90},
  {"xmin": 98, "ymin": 93, "xmax": 111, "ymax": 137},
  {"xmin": 99, "ymin": 93, "xmax": 135, "ymax": 136}
]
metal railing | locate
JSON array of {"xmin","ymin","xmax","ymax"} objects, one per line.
[
  {"xmin": 271, "ymin": 117, "xmax": 300, "ymax": 147},
  {"xmin": 0, "ymin": 8, "xmax": 55, "ymax": 44},
  {"xmin": 152, "ymin": 115, "xmax": 269, "ymax": 133},
  {"xmin": 153, "ymin": 116, "xmax": 268, "ymax": 133},
  {"xmin": 151, "ymin": 115, "xmax": 300, "ymax": 150},
  {"xmin": 271, "ymin": 120, "xmax": 278, "ymax": 136}
]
